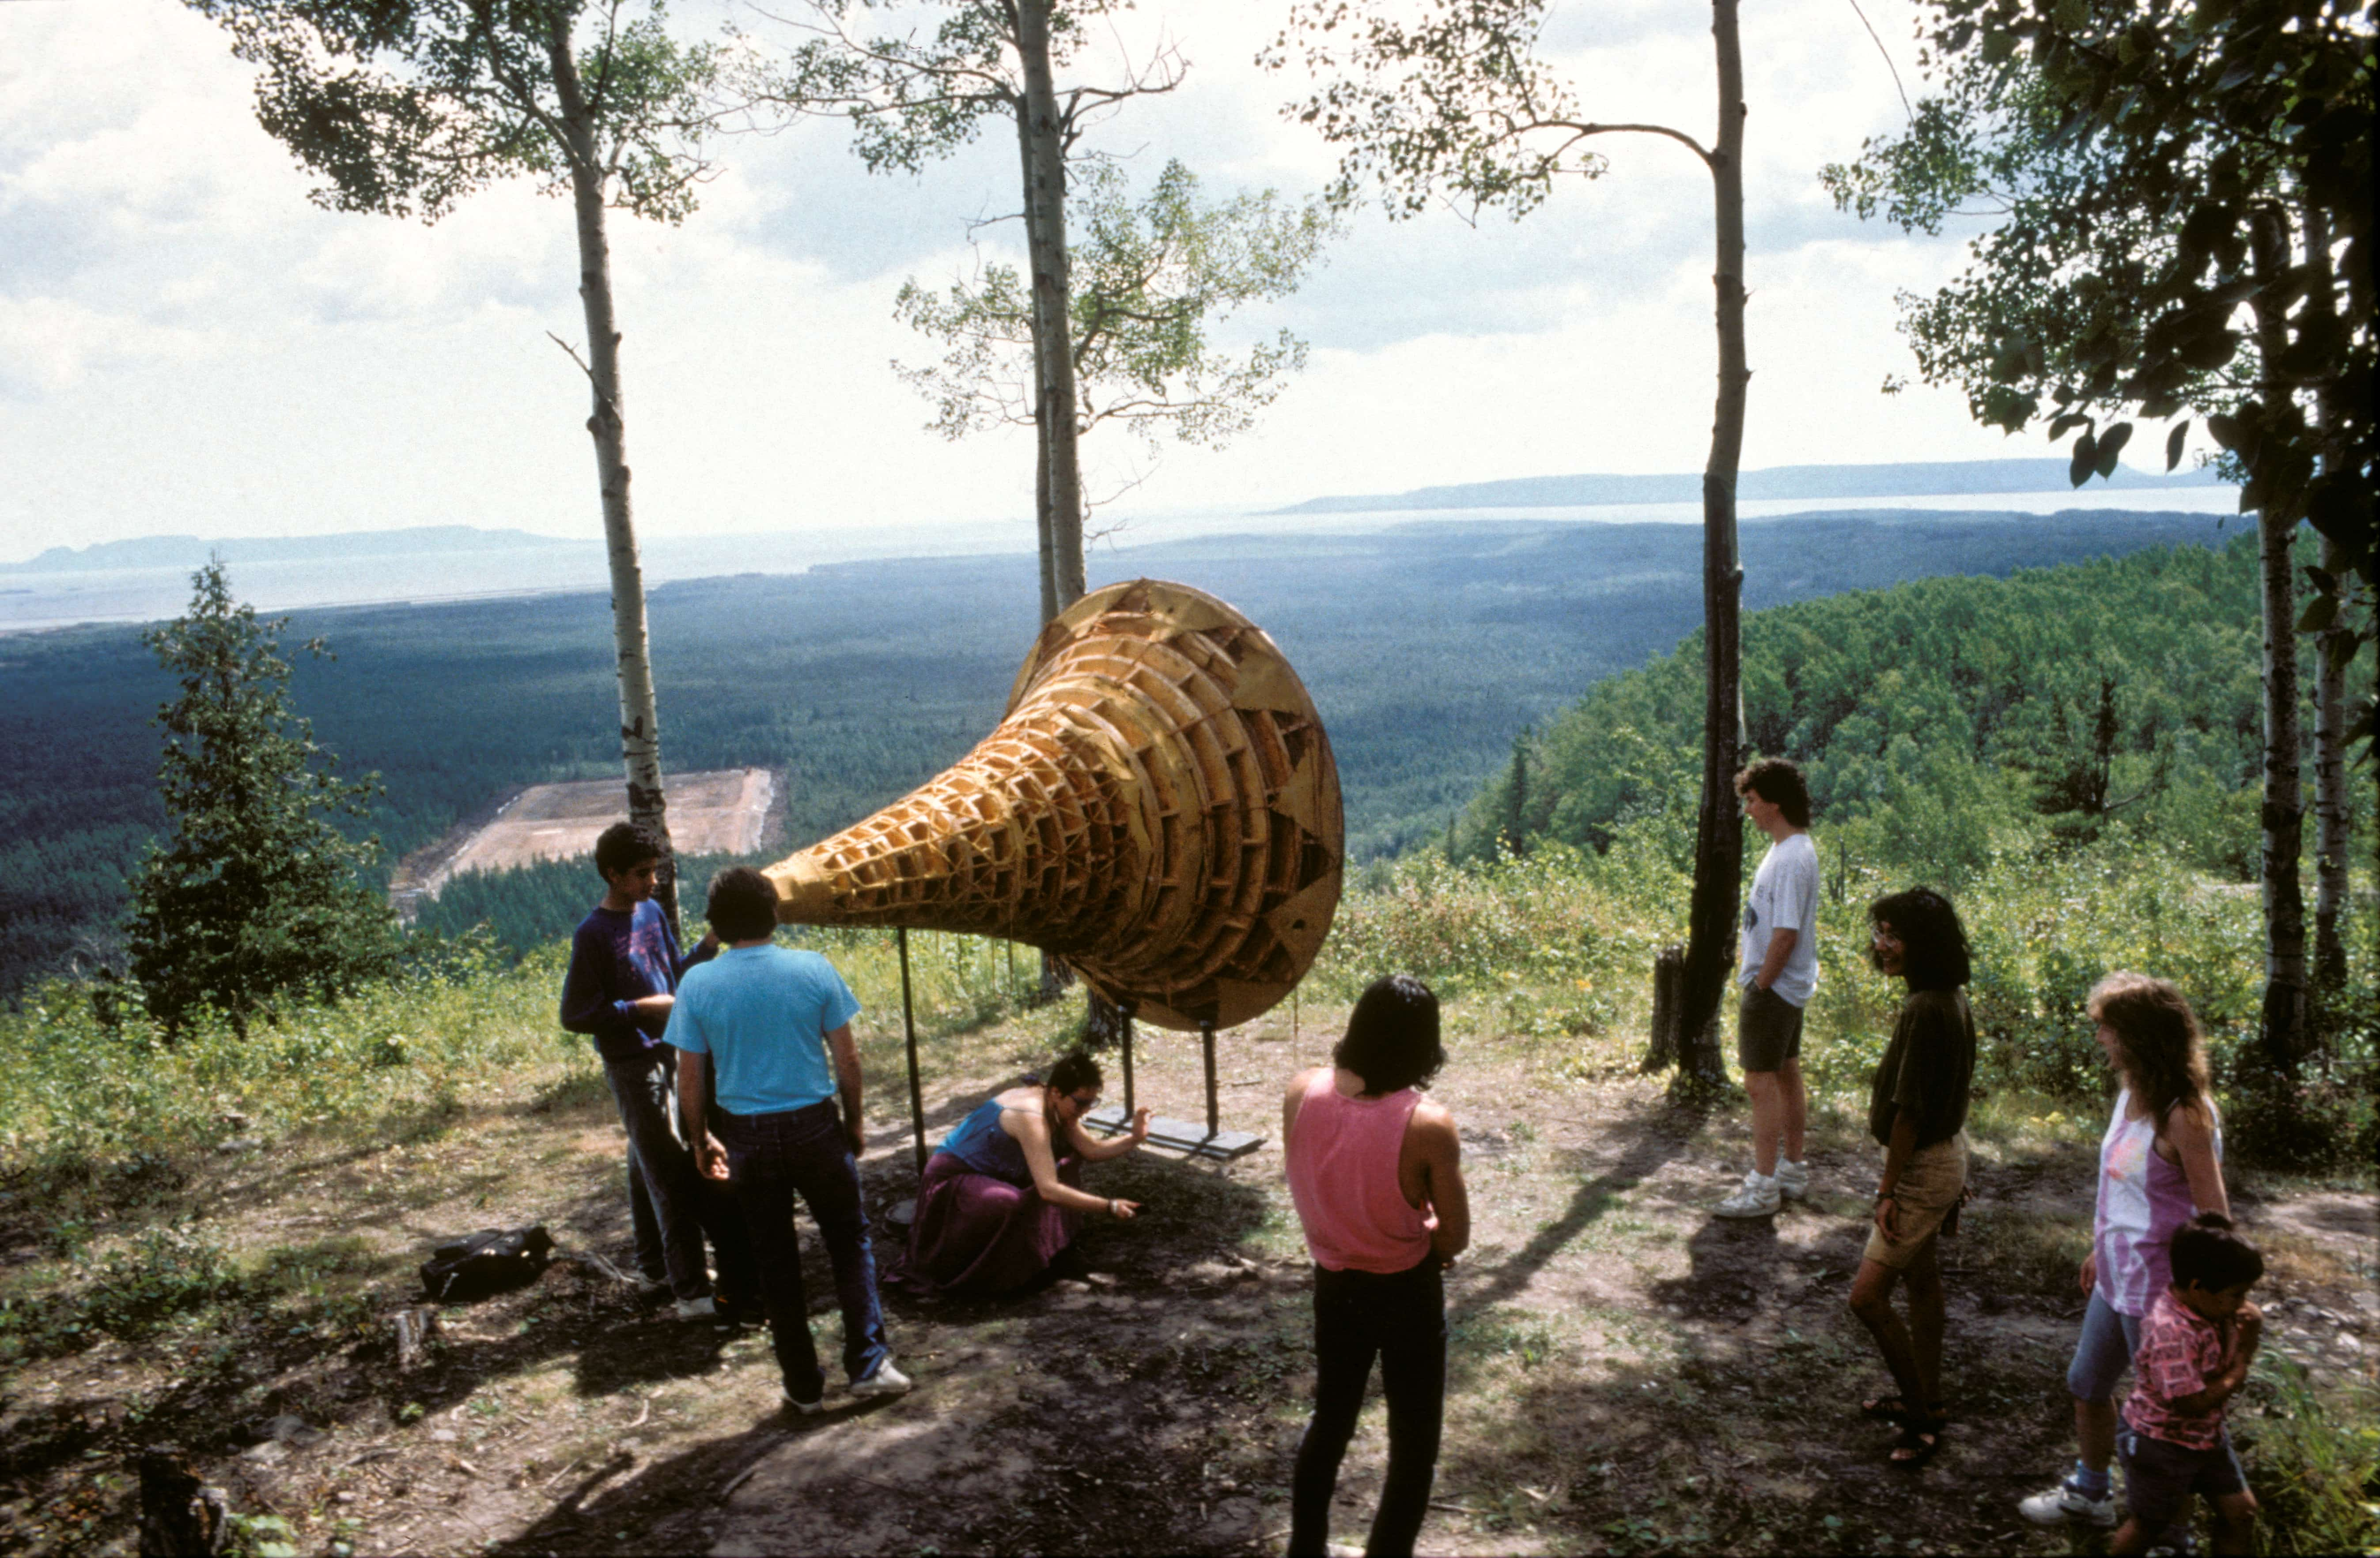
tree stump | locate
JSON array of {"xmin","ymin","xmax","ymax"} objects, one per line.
[
  {"xmin": 138, "ymin": 1447, "xmax": 228, "ymax": 1557},
  {"xmin": 1642, "ymin": 944, "xmax": 1687, "ymax": 1073}
]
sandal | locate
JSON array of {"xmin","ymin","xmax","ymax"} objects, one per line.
[
  {"xmin": 1888, "ymin": 1417, "xmax": 1945, "ymax": 1469},
  {"xmin": 1860, "ymin": 1394, "xmax": 1950, "ymax": 1424}
]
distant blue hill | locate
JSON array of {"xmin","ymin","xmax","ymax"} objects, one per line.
[
  {"xmin": 17, "ymin": 526, "xmax": 581, "ymax": 572},
  {"xmin": 1271, "ymin": 457, "xmax": 2223, "ymax": 514}
]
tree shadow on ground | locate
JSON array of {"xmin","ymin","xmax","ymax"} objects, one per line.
[{"xmin": 1453, "ymin": 1104, "xmax": 1699, "ymax": 1321}]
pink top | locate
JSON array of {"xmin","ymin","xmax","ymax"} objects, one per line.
[
  {"xmin": 2126, "ymin": 1287, "xmax": 2234, "ymax": 1449},
  {"xmin": 1284, "ymin": 1070, "xmax": 1434, "ymax": 1274},
  {"xmin": 2094, "ymin": 1088, "xmax": 2223, "ymax": 1316}
]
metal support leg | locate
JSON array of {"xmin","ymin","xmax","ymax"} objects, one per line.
[
  {"xmin": 1120, "ymin": 1003, "xmax": 1136, "ymax": 1119},
  {"xmin": 1201, "ymin": 1020, "xmax": 1220, "ymax": 1142},
  {"xmin": 898, "ymin": 928, "xmax": 926, "ymax": 1179}
]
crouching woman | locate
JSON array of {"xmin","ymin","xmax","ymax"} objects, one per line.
[{"xmin": 890, "ymin": 1052, "xmax": 1147, "ymax": 1298}]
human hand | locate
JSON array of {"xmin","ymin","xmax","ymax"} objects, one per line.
[
  {"xmin": 696, "ymin": 1137, "xmax": 730, "ymax": 1181},
  {"xmin": 1108, "ymin": 1198, "xmax": 1141, "ymax": 1221},
  {"xmin": 2079, "ymin": 1252, "xmax": 2097, "ymax": 1294},
  {"xmin": 2236, "ymin": 1299, "xmax": 2263, "ymax": 1332},
  {"xmin": 845, "ymin": 1118, "xmax": 867, "ymax": 1156},
  {"xmin": 632, "ymin": 993, "xmax": 675, "ymax": 1015},
  {"xmin": 1126, "ymin": 1106, "xmax": 1151, "ymax": 1146},
  {"xmin": 1874, "ymin": 1195, "xmax": 1902, "ymax": 1244}
]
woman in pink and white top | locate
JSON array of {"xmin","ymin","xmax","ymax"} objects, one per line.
[
  {"xmin": 2019, "ymin": 973, "xmax": 2229, "ymax": 1530},
  {"xmin": 1282, "ymin": 974, "xmax": 1469, "ymax": 1558}
]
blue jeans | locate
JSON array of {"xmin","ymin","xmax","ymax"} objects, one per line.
[
  {"xmin": 715, "ymin": 1099, "xmax": 889, "ymax": 1399},
  {"xmin": 1290, "ymin": 1257, "xmax": 1446, "ymax": 1558},
  {"xmin": 2068, "ymin": 1291, "xmax": 2145, "ymax": 1402},
  {"xmin": 605, "ymin": 1054, "xmax": 714, "ymax": 1302},
  {"xmin": 607, "ymin": 1054, "xmax": 757, "ymax": 1303}
]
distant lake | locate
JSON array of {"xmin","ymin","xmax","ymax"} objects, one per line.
[{"xmin": 0, "ymin": 486, "xmax": 2244, "ymax": 633}]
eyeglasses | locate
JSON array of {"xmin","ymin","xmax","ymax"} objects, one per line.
[{"xmin": 1066, "ymin": 1091, "xmax": 1100, "ymax": 1111}]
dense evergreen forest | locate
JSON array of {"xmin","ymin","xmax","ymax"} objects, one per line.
[
  {"xmin": 1459, "ymin": 531, "xmax": 2375, "ymax": 885},
  {"xmin": 0, "ymin": 508, "xmax": 2236, "ymax": 989}
]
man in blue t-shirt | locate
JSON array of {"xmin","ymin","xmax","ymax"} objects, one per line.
[
  {"xmin": 559, "ymin": 823, "xmax": 750, "ymax": 1317},
  {"xmin": 669, "ymin": 866, "xmax": 911, "ymax": 1413}
]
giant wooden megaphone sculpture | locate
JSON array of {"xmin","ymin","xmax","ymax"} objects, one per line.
[{"xmin": 763, "ymin": 579, "xmax": 1343, "ymax": 1032}]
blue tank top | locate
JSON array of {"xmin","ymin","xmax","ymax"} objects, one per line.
[{"xmin": 940, "ymin": 1097, "xmax": 1035, "ymax": 1186}]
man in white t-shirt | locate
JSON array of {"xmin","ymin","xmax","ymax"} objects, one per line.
[{"xmin": 1714, "ymin": 758, "xmax": 1819, "ymax": 1219}]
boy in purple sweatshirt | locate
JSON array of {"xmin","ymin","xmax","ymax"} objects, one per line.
[{"xmin": 560, "ymin": 823, "xmax": 749, "ymax": 1317}]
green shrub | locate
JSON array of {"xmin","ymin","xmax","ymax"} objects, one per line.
[
  {"xmin": 78, "ymin": 1225, "xmax": 232, "ymax": 1338},
  {"xmin": 2240, "ymin": 1353, "xmax": 2380, "ymax": 1556}
]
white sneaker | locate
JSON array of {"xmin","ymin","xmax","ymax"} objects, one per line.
[
  {"xmin": 1713, "ymin": 1171, "xmax": 1781, "ymax": 1218},
  {"xmin": 1776, "ymin": 1160, "xmax": 1810, "ymax": 1200},
  {"xmin": 2018, "ymin": 1478, "xmax": 2119, "ymax": 1528},
  {"xmin": 849, "ymin": 1359, "xmax": 913, "ymax": 1399},
  {"xmin": 781, "ymin": 1386, "xmax": 824, "ymax": 1417},
  {"xmin": 673, "ymin": 1295, "xmax": 717, "ymax": 1321}
]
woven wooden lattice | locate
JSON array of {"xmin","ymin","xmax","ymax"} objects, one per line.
[{"xmin": 763, "ymin": 579, "xmax": 1343, "ymax": 1030}]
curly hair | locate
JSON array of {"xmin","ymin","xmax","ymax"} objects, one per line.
[
  {"xmin": 1734, "ymin": 757, "xmax": 1811, "ymax": 829},
  {"xmin": 1867, "ymin": 887, "xmax": 1972, "ymax": 990},
  {"xmin": 594, "ymin": 821, "xmax": 663, "ymax": 881},
  {"xmin": 704, "ymin": 866, "xmax": 780, "ymax": 943},
  {"xmin": 2088, "ymin": 972, "xmax": 2210, "ymax": 1124}
]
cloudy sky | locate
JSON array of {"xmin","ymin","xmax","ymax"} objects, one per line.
[{"xmin": 0, "ymin": 0, "xmax": 2145, "ymax": 562}]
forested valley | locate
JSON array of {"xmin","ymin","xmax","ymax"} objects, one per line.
[{"xmin": 0, "ymin": 507, "xmax": 2239, "ymax": 989}]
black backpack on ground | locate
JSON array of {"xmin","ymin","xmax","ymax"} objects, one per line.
[{"xmin": 419, "ymin": 1226, "xmax": 554, "ymax": 1303}]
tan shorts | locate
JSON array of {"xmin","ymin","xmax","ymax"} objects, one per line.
[{"xmin": 1862, "ymin": 1133, "xmax": 1967, "ymax": 1271}]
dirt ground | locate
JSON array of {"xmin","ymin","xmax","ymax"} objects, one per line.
[
  {"xmin": 391, "ymin": 769, "xmax": 775, "ymax": 904},
  {"xmin": 3, "ymin": 1012, "xmax": 2373, "ymax": 1557}
]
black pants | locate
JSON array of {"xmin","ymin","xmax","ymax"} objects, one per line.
[{"xmin": 1290, "ymin": 1257, "xmax": 1446, "ymax": 1558}]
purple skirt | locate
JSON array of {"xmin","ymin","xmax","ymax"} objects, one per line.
[{"xmin": 888, "ymin": 1150, "xmax": 1082, "ymax": 1298}]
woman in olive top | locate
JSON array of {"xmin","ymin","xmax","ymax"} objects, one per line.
[{"xmin": 1846, "ymin": 887, "xmax": 1977, "ymax": 1469}]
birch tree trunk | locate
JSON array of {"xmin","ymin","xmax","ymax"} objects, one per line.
[
  {"xmin": 2301, "ymin": 200, "xmax": 2349, "ymax": 999},
  {"xmin": 551, "ymin": 30, "xmax": 678, "ymax": 927},
  {"xmin": 1673, "ymin": 0, "xmax": 1749, "ymax": 1096},
  {"xmin": 1015, "ymin": 0, "xmax": 1086, "ymax": 607},
  {"xmin": 1014, "ymin": 103, "xmax": 1060, "ymax": 625},
  {"xmin": 2248, "ymin": 207, "xmax": 2306, "ymax": 1068}
]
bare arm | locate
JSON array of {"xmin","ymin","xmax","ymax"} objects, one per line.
[
  {"xmin": 2164, "ymin": 1101, "xmax": 2231, "ymax": 1218},
  {"xmin": 1069, "ymin": 1106, "xmax": 1149, "ymax": 1162},
  {"xmin": 826, "ymin": 1024, "xmax": 865, "ymax": 1155},
  {"xmin": 677, "ymin": 1047, "xmax": 726, "ymax": 1180},
  {"xmin": 1011, "ymin": 1108, "xmax": 1136, "ymax": 1217},
  {"xmin": 1755, "ymin": 926, "xmax": 1798, "ymax": 991},
  {"xmin": 1874, "ymin": 1108, "xmax": 1920, "ymax": 1243},
  {"xmin": 1410, "ymin": 1102, "xmax": 1469, "ymax": 1266},
  {"xmin": 2168, "ymin": 1303, "xmax": 2263, "ymax": 1413}
]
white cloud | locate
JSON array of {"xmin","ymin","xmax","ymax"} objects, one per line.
[{"xmin": 0, "ymin": 0, "xmax": 2116, "ymax": 563}]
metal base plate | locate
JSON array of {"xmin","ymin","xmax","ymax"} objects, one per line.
[{"xmin": 1082, "ymin": 1104, "xmax": 1264, "ymax": 1161}]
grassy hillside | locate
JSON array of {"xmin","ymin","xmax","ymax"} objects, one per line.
[{"xmin": 0, "ymin": 509, "xmax": 2234, "ymax": 990}]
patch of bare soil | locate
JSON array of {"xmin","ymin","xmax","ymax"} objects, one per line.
[
  {"xmin": 392, "ymin": 769, "xmax": 774, "ymax": 904},
  {"xmin": 4, "ymin": 1017, "xmax": 2372, "ymax": 1557}
]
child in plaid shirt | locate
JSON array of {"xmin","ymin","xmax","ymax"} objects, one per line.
[{"xmin": 2113, "ymin": 1211, "xmax": 2264, "ymax": 1555}]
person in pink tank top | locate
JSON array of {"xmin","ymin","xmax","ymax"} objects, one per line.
[
  {"xmin": 2019, "ymin": 974, "xmax": 2229, "ymax": 1531},
  {"xmin": 1282, "ymin": 975, "xmax": 1469, "ymax": 1558}
]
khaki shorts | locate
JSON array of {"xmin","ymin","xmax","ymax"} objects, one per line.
[{"xmin": 1862, "ymin": 1133, "xmax": 1967, "ymax": 1271}]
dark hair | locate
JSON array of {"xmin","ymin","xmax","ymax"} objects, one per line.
[
  {"xmin": 2088, "ymin": 972, "xmax": 2210, "ymax": 1124},
  {"xmin": 1735, "ymin": 757, "xmax": 1811, "ymax": 829},
  {"xmin": 2169, "ymin": 1211, "xmax": 2264, "ymax": 1293},
  {"xmin": 1867, "ymin": 887, "xmax": 1972, "ymax": 990},
  {"xmin": 705, "ymin": 866, "xmax": 781, "ymax": 942},
  {"xmin": 1046, "ymin": 1051, "xmax": 1103, "ymax": 1098},
  {"xmin": 1333, "ymin": 974, "xmax": 1444, "ymax": 1094},
  {"xmin": 594, "ymin": 821, "xmax": 663, "ymax": 881}
]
